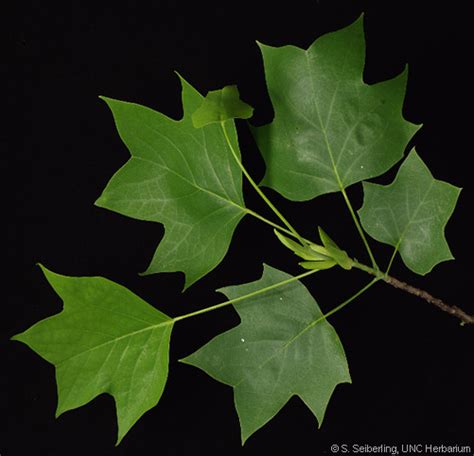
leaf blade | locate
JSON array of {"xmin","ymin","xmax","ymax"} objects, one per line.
[
  {"xmin": 192, "ymin": 85, "xmax": 254, "ymax": 128},
  {"xmin": 12, "ymin": 265, "xmax": 173, "ymax": 444},
  {"xmin": 358, "ymin": 150, "xmax": 461, "ymax": 274},
  {"xmin": 252, "ymin": 15, "xmax": 419, "ymax": 201},
  {"xmin": 96, "ymin": 75, "xmax": 247, "ymax": 288},
  {"xmin": 181, "ymin": 265, "xmax": 350, "ymax": 443}
]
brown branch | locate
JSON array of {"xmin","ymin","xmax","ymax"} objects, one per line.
[
  {"xmin": 382, "ymin": 275, "xmax": 474, "ymax": 325},
  {"xmin": 352, "ymin": 260, "xmax": 474, "ymax": 325}
]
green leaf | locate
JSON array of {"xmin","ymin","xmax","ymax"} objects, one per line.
[
  {"xmin": 192, "ymin": 85, "xmax": 254, "ymax": 128},
  {"xmin": 299, "ymin": 260, "xmax": 337, "ymax": 271},
  {"xmin": 252, "ymin": 15, "xmax": 419, "ymax": 201},
  {"xmin": 358, "ymin": 150, "xmax": 461, "ymax": 275},
  {"xmin": 12, "ymin": 265, "xmax": 173, "ymax": 445},
  {"xmin": 318, "ymin": 226, "xmax": 340, "ymax": 251},
  {"xmin": 317, "ymin": 227, "xmax": 352, "ymax": 270},
  {"xmin": 96, "ymin": 74, "xmax": 247, "ymax": 289},
  {"xmin": 274, "ymin": 229, "xmax": 330, "ymax": 261},
  {"xmin": 181, "ymin": 265, "xmax": 350, "ymax": 444}
]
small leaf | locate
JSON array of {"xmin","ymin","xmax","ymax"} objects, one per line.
[
  {"xmin": 358, "ymin": 150, "xmax": 461, "ymax": 274},
  {"xmin": 96, "ymin": 75, "xmax": 247, "ymax": 289},
  {"xmin": 181, "ymin": 265, "xmax": 350, "ymax": 444},
  {"xmin": 317, "ymin": 227, "xmax": 352, "ymax": 270},
  {"xmin": 12, "ymin": 265, "xmax": 173, "ymax": 445},
  {"xmin": 252, "ymin": 15, "xmax": 419, "ymax": 201},
  {"xmin": 308, "ymin": 243, "xmax": 330, "ymax": 256},
  {"xmin": 299, "ymin": 260, "xmax": 337, "ymax": 271},
  {"xmin": 192, "ymin": 85, "xmax": 254, "ymax": 128},
  {"xmin": 274, "ymin": 229, "xmax": 329, "ymax": 261},
  {"xmin": 318, "ymin": 226, "xmax": 340, "ymax": 250}
]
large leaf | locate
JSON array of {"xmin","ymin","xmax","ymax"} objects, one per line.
[
  {"xmin": 96, "ymin": 75, "xmax": 246, "ymax": 289},
  {"xmin": 182, "ymin": 265, "xmax": 350, "ymax": 443},
  {"xmin": 358, "ymin": 150, "xmax": 461, "ymax": 275},
  {"xmin": 12, "ymin": 266, "xmax": 173, "ymax": 444},
  {"xmin": 252, "ymin": 15, "xmax": 419, "ymax": 201}
]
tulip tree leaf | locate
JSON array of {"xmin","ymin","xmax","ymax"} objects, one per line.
[
  {"xmin": 182, "ymin": 265, "xmax": 350, "ymax": 443},
  {"xmin": 95, "ymin": 75, "xmax": 247, "ymax": 289},
  {"xmin": 192, "ymin": 85, "xmax": 254, "ymax": 128},
  {"xmin": 252, "ymin": 15, "xmax": 419, "ymax": 201},
  {"xmin": 358, "ymin": 150, "xmax": 461, "ymax": 275},
  {"xmin": 11, "ymin": 265, "xmax": 174, "ymax": 445}
]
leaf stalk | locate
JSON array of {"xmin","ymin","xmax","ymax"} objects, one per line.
[
  {"xmin": 221, "ymin": 121, "xmax": 306, "ymax": 245},
  {"xmin": 340, "ymin": 186, "xmax": 379, "ymax": 270},
  {"xmin": 173, "ymin": 268, "xmax": 319, "ymax": 323}
]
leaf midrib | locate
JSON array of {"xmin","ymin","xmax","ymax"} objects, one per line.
[
  {"xmin": 233, "ymin": 309, "xmax": 326, "ymax": 387},
  {"xmin": 392, "ymin": 180, "xmax": 436, "ymax": 253},
  {"xmin": 134, "ymin": 155, "xmax": 246, "ymax": 214},
  {"xmin": 305, "ymin": 52, "xmax": 345, "ymax": 192},
  {"xmin": 56, "ymin": 319, "xmax": 174, "ymax": 367},
  {"xmin": 140, "ymin": 118, "xmax": 245, "ymax": 208}
]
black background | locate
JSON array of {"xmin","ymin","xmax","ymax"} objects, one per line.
[{"xmin": 4, "ymin": 1, "xmax": 474, "ymax": 455}]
